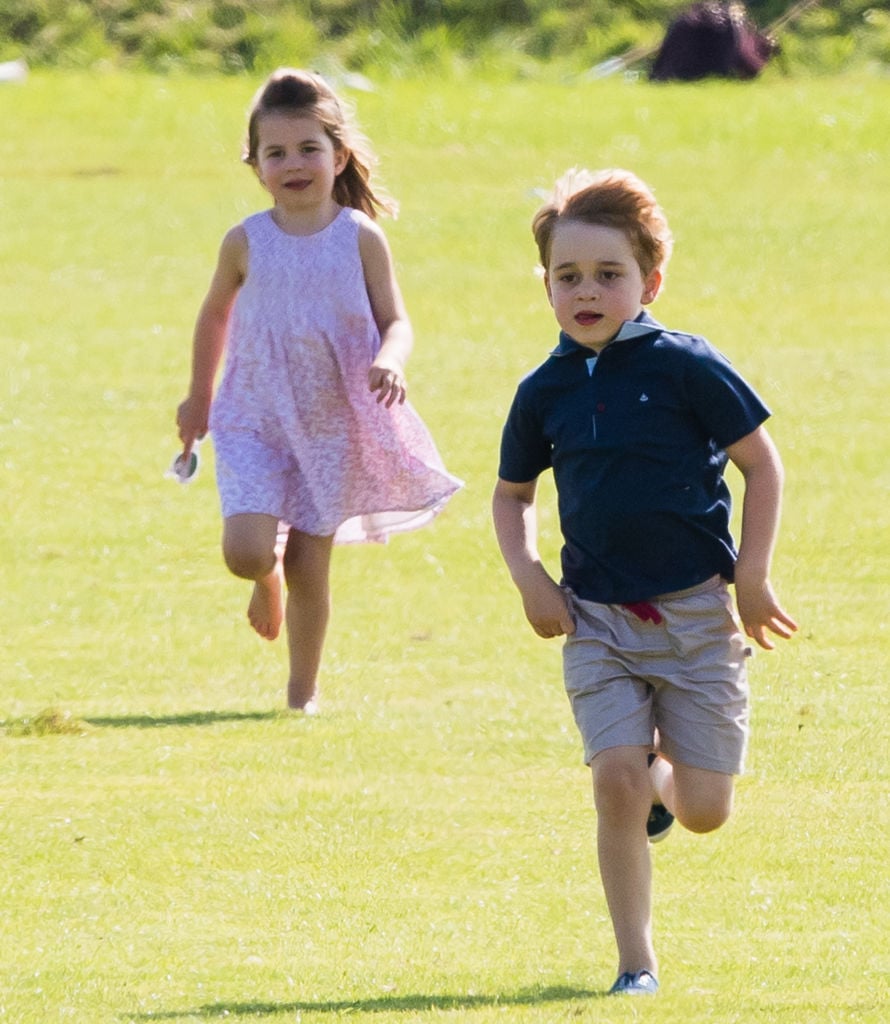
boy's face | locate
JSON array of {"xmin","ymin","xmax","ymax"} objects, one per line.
[{"xmin": 545, "ymin": 220, "xmax": 662, "ymax": 352}]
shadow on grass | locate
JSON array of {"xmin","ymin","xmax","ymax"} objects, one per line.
[
  {"xmin": 85, "ymin": 710, "xmax": 283, "ymax": 730},
  {"xmin": 128, "ymin": 985, "xmax": 604, "ymax": 1019},
  {"xmin": 3, "ymin": 707, "xmax": 312, "ymax": 737}
]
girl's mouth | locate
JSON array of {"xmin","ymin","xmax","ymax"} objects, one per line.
[{"xmin": 285, "ymin": 179, "xmax": 311, "ymax": 190}]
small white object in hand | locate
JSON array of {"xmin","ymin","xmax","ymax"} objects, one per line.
[{"xmin": 165, "ymin": 447, "xmax": 200, "ymax": 484}]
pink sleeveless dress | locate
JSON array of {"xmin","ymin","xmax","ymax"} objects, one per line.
[{"xmin": 209, "ymin": 208, "xmax": 462, "ymax": 543}]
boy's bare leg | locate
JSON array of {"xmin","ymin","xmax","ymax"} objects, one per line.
[
  {"xmin": 282, "ymin": 529, "xmax": 334, "ymax": 711},
  {"xmin": 654, "ymin": 760, "xmax": 734, "ymax": 834},
  {"xmin": 592, "ymin": 746, "xmax": 658, "ymax": 977},
  {"xmin": 648, "ymin": 752, "xmax": 674, "ymax": 807},
  {"xmin": 222, "ymin": 513, "xmax": 284, "ymax": 640}
]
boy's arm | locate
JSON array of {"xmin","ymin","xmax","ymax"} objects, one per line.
[
  {"xmin": 492, "ymin": 477, "xmax": 575, "ymax": 639},
  {"xmin": 725, "ymin": 425, "xmax": 798, "ymax": 649},
  {"xmin": 176, "ymin": 225, "xmax": 246, "ymax": 457}
]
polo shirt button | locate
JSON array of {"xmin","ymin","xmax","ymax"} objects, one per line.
[{"xmin": 597, "ymin": 403, "xmax": 606, "ymax": 412}]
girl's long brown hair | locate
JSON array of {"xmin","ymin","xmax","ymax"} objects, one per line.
[{"xmin": 244, "ymin": 68, "xmax": 396, "ymax": 219}]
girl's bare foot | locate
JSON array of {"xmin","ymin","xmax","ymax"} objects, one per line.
[{"xmin": 247, "ymin": 568, "xmax": 284, "ymax": 640}]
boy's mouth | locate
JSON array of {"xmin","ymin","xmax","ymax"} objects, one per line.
[{"xmin": 575, "ymin": 311, "xmax": 603, "ymax": 326}]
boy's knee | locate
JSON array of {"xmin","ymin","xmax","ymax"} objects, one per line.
[
  {"xmin": 592, "ymin": 750, "xmax": 650, "ymax": 817},
  {"xmin": 675, "ymin": 791, "xmax": 733, "ymax": 834},
  {"xmin": 680, "ymin": 806, "xmax": 730, "ymax": 834},
  {"xmin": 671, "ymin": 764, "xmax": 734, "ymax": 833}
]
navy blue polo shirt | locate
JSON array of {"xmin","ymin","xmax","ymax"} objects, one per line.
[{"xmin": 498, "ymin": 311, "xmax": 770, "ymax": 603}]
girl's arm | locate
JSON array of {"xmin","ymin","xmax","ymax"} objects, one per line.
[
  {"xmin": 176, "ymin": 225, "xmax": 247, "ymax": 456},
  {"xmin": 492, "ymin": 477, "xmax": 575, "ymax": 639},
  {"xmin": 725, "ymin": 425, "xmax": 798, "ymax": 649},
  {"xmin": 358, "ymin": 219, "xmax": 413, "ymax": 408}
]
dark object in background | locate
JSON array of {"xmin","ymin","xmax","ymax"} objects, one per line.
[{"xmin": 650, "ymin": 1, "xmax": 778, "ymax": 81}]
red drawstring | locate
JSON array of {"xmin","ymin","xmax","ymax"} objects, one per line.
[{"xmin": 622, "ymin": 601, "xmax": 664, "ymax": 624}]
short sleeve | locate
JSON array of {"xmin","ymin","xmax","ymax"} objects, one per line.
[
  {"xmin": 683, "ymin": 342, "xmax": 771, "ymax": 449},
  {"xmin": 498, "ymin": 384, "xmax": 553, "ymax": 483}
]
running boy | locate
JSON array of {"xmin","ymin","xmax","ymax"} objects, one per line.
[{"xmin": 492, "ymin": 168, "xmax": 797, "ymax": 996}]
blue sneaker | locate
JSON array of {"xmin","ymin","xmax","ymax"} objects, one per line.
[
  {"xmin": 609, "ymin": 969, "xmax": 659, "ymax": 996},
  {"xmin": 647, "ymin": 802, "xmax": 674, "ymax": 843}
]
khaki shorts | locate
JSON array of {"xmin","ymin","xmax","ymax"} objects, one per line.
[{"xmin": 562, "ymin": 576, "xmax": 751, "ymax": 774}]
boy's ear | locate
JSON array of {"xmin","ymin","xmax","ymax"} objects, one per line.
[
  {"xmin": 543, "ymin": 270, "xmax": 555, "ymax": 307},
  {"xmin": 641, "ymin": 268, "xmax": 663, "ymax": 305}
]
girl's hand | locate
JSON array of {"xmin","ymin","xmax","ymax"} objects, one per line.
[
  {"xmin": 368, "ymin": 364, "xmax": 407, "ymax": 407},
  {"xmin": 176, "ymin": 395, "xmax": 210, "ymax": 457}
]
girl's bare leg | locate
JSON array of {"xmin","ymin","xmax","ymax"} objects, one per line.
[
  {"xmin": 222, "ymin": 513, "xmax": 284, "ymax": 640},
  {"xmin": 282, "ymin": 529, "xmax": 334, "ymax": 711},
  {"xmin": 592, "ymin": 746, "xmax": 658, "ymax": 978}
]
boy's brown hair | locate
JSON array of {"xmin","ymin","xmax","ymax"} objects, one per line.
[{"xmin": 532, "ymin": 168, "xmax": 673, "ymax": 278}]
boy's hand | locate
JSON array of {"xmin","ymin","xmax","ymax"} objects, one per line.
[
  {"xmin": 492, "ymin": 478, "xmax": 574, "ymax": 639},
  {"xmin": 518, "ymin": 572, "xmax": 576, "ymax": 639},
  {"xmin": 726, "ymin": 428, "xmax": 797, "ymax": 650},
  {"xmin": 734, "ymin": 574, "xmax": 798, "ymax": 650}
]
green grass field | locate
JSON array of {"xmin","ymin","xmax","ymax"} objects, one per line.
[{"xmin": 1, "ymin": 70, "xmax": 888, "ymax": 1022}]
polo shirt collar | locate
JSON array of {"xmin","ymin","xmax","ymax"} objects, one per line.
[{"xmin": 550, "ymin": 310, "xmax": 665, "ymax": 357}]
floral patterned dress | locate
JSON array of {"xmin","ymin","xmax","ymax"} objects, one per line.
[{"xmin": 209, "ymin": 207, "xmax": 462, "ymax": 543}]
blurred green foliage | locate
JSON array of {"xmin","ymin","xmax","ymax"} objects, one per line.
[{"xmin": 0, "ymin": 0, "xmax": 888, "ymax": 75}]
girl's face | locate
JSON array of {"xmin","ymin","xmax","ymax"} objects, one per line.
[
  {"xmin": 545, "ymin": 220, "xmax": 662, "ymax": 352},
  {"xmin": 253, "ymin": 112, "xmax": 347, "ymax": 211}
]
